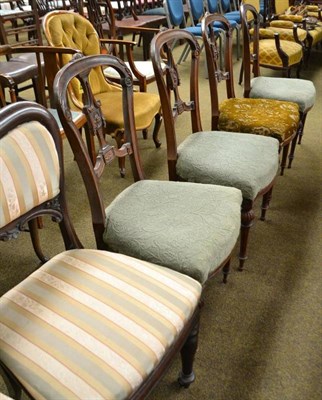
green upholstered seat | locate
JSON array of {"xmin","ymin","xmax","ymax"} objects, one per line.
[
  {"xmin": 218, "ymin": 98, "xmax": 300, "ymax": 142},
  {"xmin": 103, "ymin": 180, "xmax": 242, "ymax": 284},
  {"xmin": 0, "ymin": 249, "xmax": 202, "ymax": 400},
  {"xmin": 249, "ymin": 77, "xmax": 316, "ymax": 113},
  {"xmin": 0, "ymin": 121, "xmax": 60, "ymax": 229},
  {"xmin": 176, "ymin": 131, "xmax": 279, "ymax": 200}
]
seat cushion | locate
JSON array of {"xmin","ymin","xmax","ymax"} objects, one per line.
[
  {"xmin": 308, "ymin": 25, "xmax": 322, "ymax": 46},
  {"xmin": 0, "ymin": 121, "xmax": 60, "ymax": 229},
  {"xmin": 219, "ymin": 98, "xmax": 300, "ymax": 142},
  {"xmin": 103, "ymin": 180, "xmax": 242, "ymax": 284},
  {"xmin": 104, "ymin": 61, "xmax": 166, "ymax": 82},
  {"xmin": 250, "ymin": 76, "xmax": 316, "ymax": 113},
  {"xmin": 176, "ymin": 131, "xmax": 279, "ymax": 201},
  {"xmin": 96, "ymin": 91, "xmax": 160, "ymax": 133},
  {"xmin": 0, "ymin": 249, "xmax": 201, "ymax": 400},
  {"xmin": 254, "ymin": 38, "xmax": 303, "ymax": 67}
]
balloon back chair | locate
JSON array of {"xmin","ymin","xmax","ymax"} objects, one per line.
[
  {"xmin": 150, "ymin": 28, "xmax": 280, "ymax": 271},
  {"xmin": 54, "ymin": 52, "xmax": 243, "ymax": 285},
  {"xmin": 0, "ymin": 101, "xmax": 202, "ymax": 399},
  {"xmin": 240, "ymin": 2, "xmax": 316, "ymax": 168},
  {"xmin": 42, "ymin": 10, "xmax": 162, "ymax": 175},
  {"xmin": 202, "ymin": 13, "xmax": 301, "ymax": 176}
]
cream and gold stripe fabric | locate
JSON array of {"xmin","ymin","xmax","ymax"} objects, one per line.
[
  {"xmin": 0, "ymin": 122, "xmax": 60, "ymax": 228},
  {"xmin": 0, "ymin": 249, "xmax": 201, "ymax": 400}
]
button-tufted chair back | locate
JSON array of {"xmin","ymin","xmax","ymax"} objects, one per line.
[{"xmin": 43, "ymin": 11, "xmax": 120, "ymax": 109}]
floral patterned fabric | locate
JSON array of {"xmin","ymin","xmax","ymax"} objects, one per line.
[{"xmin": 219, "ymin": 98, "xmax": 300, "ymax": 142}]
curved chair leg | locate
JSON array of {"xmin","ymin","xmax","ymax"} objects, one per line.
[
  {"xmin": 239, "ymin": 199, "xmax": 255, "ymax": 271},
  {"xmin": 238, "ymin": 60, "xmax": 244, "ymax": 85},
  {"xmin": 178, "ymin": 312, "xmax": 200, "ymax": 388},
  {"xmin": 142, "ymin": 128, "xmax": 148, "ymax": 140},
  {"xmin": 297, "ymin": 112, "xmax": 307, "ymax": 145},
  {"xmin": 280, "ymin": 142, "xmax": 290, "ymax": 176},
  {"xmin": 260, "ymin": 187, "xmax": 273, "ymax": 221},
  {"xmin": 222, "ymin": 258, "xmax": 231, "ymax": 284},
  {"xmin": 152, "ymin": 113, "xmax": 162, "ymax": 148},
  {"xmin": 114, "ymin": 131, "xmax": 126, "ymax": 177},
  {"xmin": 28, "ymin": 219, "xmax": 48, "ymax": 263}
]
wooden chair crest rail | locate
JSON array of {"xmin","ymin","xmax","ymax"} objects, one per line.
[
  {"xmin": 150, "ymin": 27, "xmax": 280, "ymax": 271},
  {"xmin": 0, "ymin": 101, "xmax": 202, "ymax": 399}
]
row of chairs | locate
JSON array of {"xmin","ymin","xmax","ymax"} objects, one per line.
[{"xmin": 0, "ymin": 5, "xmax": 317, "ymax": 398}]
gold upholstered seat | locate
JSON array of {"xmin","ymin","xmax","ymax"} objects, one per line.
[
  {"xmin": 42, "ymin": 10, "xmax": 162, "ymax": 175},
  {"xmin": 202, "ymin": 14, "xmax": 300, "ymax": 175}
]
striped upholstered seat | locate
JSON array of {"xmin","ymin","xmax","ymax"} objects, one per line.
[
  {"xmin": 0, "ymin": 249, "xmax": 202, "ymax": 399},
  {"xmin": 0, "ymin": 121, "xmax": 60, "ymax": 229}
]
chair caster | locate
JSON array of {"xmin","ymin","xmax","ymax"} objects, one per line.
[{"xmin": 178, "ymin": 371, "xmax": 195, "ymax": 388}]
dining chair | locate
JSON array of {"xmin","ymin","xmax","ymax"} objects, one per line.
[
  {"xmin": 0, "ymin": 101, "xmax": 202, "ymax": 399},
  {"xmin": 202, "ymin": 13, "xmax": 300, "ymax": 175},
  {"xmin": 86, "ymin": 0, "xmax": 165, "ymax": 93},
  {"xmin": 42, "ymin": 10, "xmax": 162, "ymax": 175},
  {"xmin": 0, "ymin": 0, "xmax": 43, "ymax": 103},
  {"xmin": 150, "ymin": 27, "xmax": 280, "ymax": 272},
  {"xmin": 240, "ymin": 2, "xmax": 316, "ymax": 168},
  {"xmin": 54, "ymin": 52, "xmax": 243, "ymax": 284}
]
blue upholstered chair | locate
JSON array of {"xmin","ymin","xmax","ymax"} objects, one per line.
[
  {"xmin": 163, "ymin": 0, "xmax": 203, "ymax": 64},
  {"xmin": 151, "ymin": 28, "xmax": 280, "ymax": 271},
  {"xmin": 0, "ymin": 101, "xmax": 203, "ymax": 399},
  {"xmin": 240, "ymin": 3, "xmax": 316, "ymax": 168}
]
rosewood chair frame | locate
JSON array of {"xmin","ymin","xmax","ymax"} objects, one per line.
[
  {"xmin": 0, "ymin": 101, "xmax": 201, "ymax": 398},
  {"xmin": 150, "ymin": 28, "xmax": 277, "ymax": 271}
]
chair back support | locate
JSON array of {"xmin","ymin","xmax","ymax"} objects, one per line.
[
  {"xmin": 53, "ymin": 53, "xmax": 145, "ymax": 248},
  {"xmin": 0, "ymin": 101, "xmax": 80, "ymax": 249},
  {"xmin": 240, "ymin": 3, "xmax": 261, "ymax": 96},
  {"xmin": 0, "ymin": 0, "xmax": 43, "ymax": 60},
  {"xmin": 43, "ymin": 10, "xmax": 120, "ymax": 109},
  {"xmin": 188, "ymin": 0, "xmax": 205, "ymax": 23},
  {"xmin": 202, "ymin": 13, "xmax": 236, "ymax": 129},
  {"xmin": 206, "ymin": 0, "xmax": 220, "ymax": 13},
  {"xmin": 164, "ymin": 0, "xmax": 185, "ymax": 27},
  {"xmin": 86, "ymin": 0, "xmax": 117, "ymax": 39},
  {"xmin": 150, "ymin": 28, "xmax": 202, "ymax": 180}
]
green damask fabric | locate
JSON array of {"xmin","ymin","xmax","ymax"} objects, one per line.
[{"xmin": 104, "ymin": 180, "xmax": 242, "ymax": 284}]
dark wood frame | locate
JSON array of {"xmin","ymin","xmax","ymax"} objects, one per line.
[
  {"xmin": 0, "ymin": 100, "xmax": 201, "ymax": 398},
  {"xmin": 151, "ymin": 27, "xmax": 277, "ymax": 272}
]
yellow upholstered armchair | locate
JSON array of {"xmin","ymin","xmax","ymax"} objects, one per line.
[
  {"xmin": 42, "ymin": 11, "xmax": 162, "ymax": 175},
  {"xmin": 240, "ymin": 1, "xmax": 304, "ymax": 78}
]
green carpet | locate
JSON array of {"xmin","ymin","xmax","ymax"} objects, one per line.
[{"xmin": 0, "ymin": 44, "xmax": 321, "ymax": 399}]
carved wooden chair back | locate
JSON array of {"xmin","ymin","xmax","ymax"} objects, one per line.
[
  {"xmin": 0, "ymin": 102, "xmax": 80, "ymax": 258},
  {"xmin": 53, "ymin": 53, "xmax": 145, "ymax": 247},
  {"xmin": 0, "ymin": 100, "xmax": 202, "ymax": 399}
]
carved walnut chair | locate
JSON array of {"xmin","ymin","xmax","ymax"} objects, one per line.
[
  {"xmin": 54, "ymin": 53, "xmax": 243, "ymax": 285},
  {"xmin": 42, "ymin": 10, "xmax": 162, "ymax": 175},
  {"xmin": 240, "ymin": 3, "xmax": 316, "ymax": 168},
  {"xmin": 150, "ymin": 28, "xmax": 280, "ymax": 271},
  {"xmin": 0, "ymin": 101, "xmax": 202, "ymax": 399},
  {"xmin": 202, "ymin": 13, "xmax": 300, "ymax": 176}
]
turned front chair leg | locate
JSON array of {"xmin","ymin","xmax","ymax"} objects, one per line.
[
  {"xmin": 260, "ymin": 187, "xmax": 273, "ymax": 221},
  {"xmin": 239, "ymin": 199, "xmax": 255, "ymax": 271},
  {"xmin": 178, "ymin": 313, "xmax": 200, "ymax": 388},
  {"xmin": 280, "ymin": 142, "xmax": 290, "ymax": 176},
  {"xmin": 298, "ymin": 112, "xmax": 307, "ymax": 145},
  {"xmin": 28, "ymin": 218, "xmax": 48, "ymax": 263},
  {"xmin": 152, "ymin": 113, "xmax": 162, "ymax": 148},
  {"xmin": 222, "ymin": 258, "xmax": 231, "ymax": 284}
]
